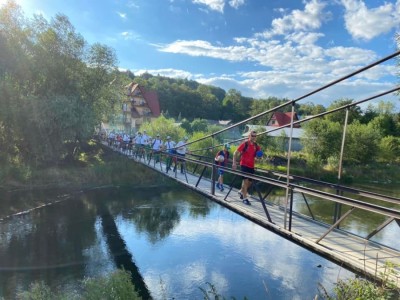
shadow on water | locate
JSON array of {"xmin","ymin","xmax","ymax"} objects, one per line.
[{"xmin": 99, "ymin": 205, "xmax": 152, "ymax": 300}]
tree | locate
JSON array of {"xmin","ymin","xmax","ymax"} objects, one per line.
[
  {"xmin": 190, "ymin": 119, "xmax": 208, "ymax": 133},
  {"xmin": 301, "ymin": 119, "xmax": 343, "ymax": 161},
  {"xmin": 140, "ymin": 115, "xmax": 187, "ymax": 142},
  {"xmin": 298, "ymin": 102, "xmax": 326, "ymax": 117},
  {"xmin": 0, "ymin": 3, "xmax": 121, "ymax": 166},
  {"xmin": 344, "ymin": 121, "xmax": 381, "ymax": 164},
  {"xmin": 378, "ymin": 136, "xmax": 400, "ymax": 163},
  {"xmin": 369, "ymin": 114, "xmax": 398, "ymax": 137},
  {"xmin": 325, "ymin": 99, "xmax": 362, "ymax": 124},
  {"xmin": 222, "ymin": 89, "xmax": 251, "ymax": 122}
]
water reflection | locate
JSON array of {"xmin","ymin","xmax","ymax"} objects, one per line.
[{"xmin": 0, "ymin": 186, "xmax": 354, "ymax": 299}]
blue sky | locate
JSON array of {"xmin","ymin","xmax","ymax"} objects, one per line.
[{"xmin": 4, "ymin": 0, "xmax": 400, "ymax": 108}]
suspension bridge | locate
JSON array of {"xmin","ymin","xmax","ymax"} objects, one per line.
[{"xmin": 102, "ymin": 50, "xmax": 400, "ymax": 286}]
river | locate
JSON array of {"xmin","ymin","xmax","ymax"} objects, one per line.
[{"xmin": 0, "ymin": 185, "xmax": 360, "ymax": 299}]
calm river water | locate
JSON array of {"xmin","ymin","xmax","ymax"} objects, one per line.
[{"xmin": 0, "ymin": 186, "xmax": 357, "ymax": 299}]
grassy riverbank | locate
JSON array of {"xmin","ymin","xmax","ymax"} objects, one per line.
[{"xmin": 0, "ymin": 141, "xmax": 167, "ymax": 192}]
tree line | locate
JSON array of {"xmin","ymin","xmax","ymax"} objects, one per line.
[{"xmin": 1, "ymin": 1, "xmax": 399, "ymax": 178}]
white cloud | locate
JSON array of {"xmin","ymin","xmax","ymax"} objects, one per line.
[
  {"xmin": 157, "ymin": 40, "xmax": 252, "ymax": 61},
  {"xmin": 228, "ymin": 0, "xmax": 245, "ymax": 10},
  {"xmin": 134, "ymin": 68, "xmax": 196, "ymax": 79},
  {"xmin": 259, "ymin": 0, "xmax": 328, "ymax": 38},
  {"xmin": 192, "ymin": 0, "xmax": 225, "ymax": 13},
  {"xmin": 117, "ymin": 11, "xmax": 127, "ymax": 19},
  {"xmin": 146, "ymin": 0, "xmax": 399, "ymax": 107},
  {"xmin": 120, "ymin": 31, "xmax": 140, "ymax": 40},
  {"xmin": 341, "ymin": 0, "xmax": 400, "ymax": 40},
  {"xmin": 127, "ymin": 1, "xmax": 140, "ymax": 9}
]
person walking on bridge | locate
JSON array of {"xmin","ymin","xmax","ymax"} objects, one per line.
[
  {"xmin": 164, "ymin": 136, "xmax": 176, "ymax": 173},
  {"xmin": 151, "ymin": 134, "xmax": 163, "ymax": 163},
  {"xmin": 174, "ymin": 136, "xmax": 189, "ymax": 174},
  {"xmin": 215, "ymin": 143, "xmax": 230, "ymax": 192},
  {"xmin": 232, "ymin": 131, "xmax": 261, "ymax": 205}
]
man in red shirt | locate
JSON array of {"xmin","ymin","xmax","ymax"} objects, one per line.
[{"xmin": 232, "ymin": 131, "xmax": 261, "ymax": 205}]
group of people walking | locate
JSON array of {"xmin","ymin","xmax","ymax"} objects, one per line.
[
  {"xmin": 106, "ymin": 130, "xmax": 262, "ymax": 206},
  {"xmin": 107, "ymin": 131, "xmax": 190, "ymax": 174}
]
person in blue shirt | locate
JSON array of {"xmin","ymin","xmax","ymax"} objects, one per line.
[{"xmin": 214, "ymin": 143, "xmax": 230, "ymax": 192}]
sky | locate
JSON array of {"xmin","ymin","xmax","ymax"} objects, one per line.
[{"xmin": 3, "ymin": 0, "xmax": 400, "ymax": 109}]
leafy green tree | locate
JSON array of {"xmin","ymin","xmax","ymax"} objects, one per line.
[
  {"xmin": 378, "ymin": 136, "xmax": 400, "ymax": 163},
  {"xmin": 249, "ymin": 99, "xmax": 275, "ymax": 125},
  {"xmin": 344, "ymin": 121, "xmax": 381, "ymax": 164},
  {"xmin": 0, "ymin": 3, "xmax": 121, "ymax": 167},
  {"xmin": 188, "ymin": 131, "xmax": 214, "ymax": 158},
  {"xmin": 180, "ymin": 118, "xmax": 191, "ymax": 133},
  {"xmin": 222, "ymin": 89, "xmax": 251, "ymax": 122},
  {"xmin": 298, "ymin": 101, "xmax": 326, "ymax": 117},
  {"xmin": 140, "ymin": 115, "xmax": 187, "ymax": 142},
  {"xmin": 190, "ymin": 119, "xmax": 208, "ymax": 133},
  {"xmin": 325, "ymin": 99, "xmax": 362, "ymax": 124},
  {"xmin": 360, "ymin": 103, "xmax": 379, "ymax": 124},
  {"xmin": 301, "ymin": 119, "xmax": 343, "ymax": 161},
  {"xmin": 369, "ymin": 114, "xmax": 398, "ymax": 137}
]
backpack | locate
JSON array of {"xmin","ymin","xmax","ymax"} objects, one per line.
[{"xmin": 242, "ymin": 141, "xmax": 258, "ymax": 157}]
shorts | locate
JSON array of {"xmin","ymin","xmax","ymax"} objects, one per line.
[
  {"xmin": 241, "ymin": 165, "xmax": 255, "ymax": 181},
  {"xmin": 176, "ymin": 153, "xmax": 185, "ymax": 162},
  {"xmin": 218, "ymin": 168, "xmax": 224, "ymax": 176}
]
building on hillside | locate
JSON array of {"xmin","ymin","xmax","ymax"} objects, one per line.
[
  {"xmin": 243, "ymin": 112, "xmax": 304, "ymax": 151},
  {"xmin": 267, "ymin": 112, "xmax": 301, "ymax": 128},
  {"xmin": 124, "ymin": 82, "xmax": 161, "ymax": 133},
  {"xmin": 102, "ymin": 82, "xmax": 161, "ymax": 135}
]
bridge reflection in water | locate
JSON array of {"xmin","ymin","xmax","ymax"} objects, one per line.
[{"xmin": 108, "ymin": 50, "xmax": 400, "ymax": 286}]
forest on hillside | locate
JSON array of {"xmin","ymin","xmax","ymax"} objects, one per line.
[{"xmin": 1, "ymin": 1, "xmax": 400, "ymax": 180}]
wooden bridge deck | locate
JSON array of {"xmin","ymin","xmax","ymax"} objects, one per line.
[{"xmin": 110, "ymin": 146, "xmax": 400, "ymax": 286}]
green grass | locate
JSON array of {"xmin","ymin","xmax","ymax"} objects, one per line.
[{"xmin": 17, "ymin": 270, "xmax": 141, "ymax": 300}]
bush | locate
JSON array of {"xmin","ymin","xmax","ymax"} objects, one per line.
[
  {"xmin": 82, "ymin": 270, "xmax": 141, "ymax": 300},
  {"xmin": 17, "ymin": 270, "xmax": 141, "ymax": 300}
]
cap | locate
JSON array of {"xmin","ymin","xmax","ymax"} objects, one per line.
[
  {"xmin": 156, "ymin": 134, "xmax": 160, "ymax": 137},
  {"xmin": 224, "ymin": 143, "xmax": 230, "ymax": 150},
  {"xmin": 167, "ymin": 136, "xmax": 171, "ymax": 139}
]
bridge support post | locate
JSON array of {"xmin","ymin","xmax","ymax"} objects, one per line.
[
  {"xmin": 334, "ymin": 108, "xmax": 349, "ymax": 228},
  {"xmin": 289, "ymin": 188, "xmax": 294, "ymax": 231},
  {"xmin": 211, "ymin": 161, "xmax": 216, "ymax": 195}
]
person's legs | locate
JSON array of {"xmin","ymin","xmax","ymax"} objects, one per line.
[
  {"xmin": 240, "ymin": 166, "xmax": 254, "ymax": 204},
  {"xmin": 241, "ymin": 178, "xmax": 249, "ymax": 198}
]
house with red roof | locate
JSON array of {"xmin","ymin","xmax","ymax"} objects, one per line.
[
  {"xmin": 101, "ymin": 82, "xmax": 161, "ymax": 134},
  {"xmin": 243, "ymin": 111, "xmax": 304, "ymax": 151},
  {"xmin": 123, "ymin": 82, "xmax": 161, "ymax": 133},
  {"xmin": 267, "ymin": 112, "xmax": 301, "ymax": 128}
]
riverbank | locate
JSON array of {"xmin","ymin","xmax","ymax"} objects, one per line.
[
  {"xmin": 0, "ymin": 142, "xmax": 176, "ymax": 220},
  {"xmin": 0, "ymin": 141, "xmax": 168, "ymax": 192}
]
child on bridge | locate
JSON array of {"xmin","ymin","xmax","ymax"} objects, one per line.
[{"xmin": 215, "ymin": 143, "xmax": 231, "ymax": 192}]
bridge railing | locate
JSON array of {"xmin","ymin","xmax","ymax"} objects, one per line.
[
  {"xmin": 149, "ymin": 148, "xmax": 400, "ymax": 251},
  {"xmin": 142, "ymin": 49, "xmax": 400, "ymax": 251}
]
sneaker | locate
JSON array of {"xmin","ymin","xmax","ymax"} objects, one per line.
[
  {"xmin": 242, "ymin": 199, "xmax": 251, "ymax": 205},
  {"xmin": 220, "ymin": 185, "xmax": 224, "ymax": 192},
  {"xmin": 216, "ymin": 183, "xmax": 221, "ymax": 190},
  {"xmin": 238, "ymin": 191, "xmax": 243, "ymax": 199}
]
